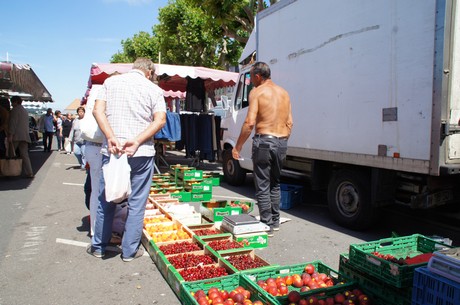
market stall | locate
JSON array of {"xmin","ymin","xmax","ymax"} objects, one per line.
[
  {"xmin": 84, "ymin": 63, "xmax": 238, "ymax": 163},
  {"xmin": 0, "ymin": 62, "xmax": 53, "ymax": 103}
]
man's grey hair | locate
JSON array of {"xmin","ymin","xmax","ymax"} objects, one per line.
[{"xmin": 133, "ymin": 57, "xmax": 155, "ymax": 74}]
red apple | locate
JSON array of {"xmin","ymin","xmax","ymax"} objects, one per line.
[
  {"xmin": 288, "ymin": 291, "xmax": 301, "ymax": 303},
  {"xmin": 305, "ymin": 263, "xmax": 315, "ymax": 274}
]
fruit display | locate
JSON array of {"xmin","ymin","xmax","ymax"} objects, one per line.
[
  {"xmin": 179, "ymin": 264, "xmax": 228, "ymax": 281},
  {"xmin": 145, "ymin": 223, "xmax": 178, "ymax": 234},
  {"xmin": 143, "ymin": 215, "xmax": 171, "ymax": 225},
  {"xmin": 246, "ymin": 261, "xmax": 354, "ymax": 305},
  {"xmin": 167, "ymin": 253, "xmax": 215, "ymax": 269},
  {"xmin": 225, "ymin": 254, "xmax": 267, "ymax": 271},
  {"xmin": 194, "ymin": 228, "xmax": 223, "ymax": 236},
  {"xmin": 150, "ymin": 228, "xmax": 191, "ymax": 243},
  {"xmin": 284, "ymin": 289, "xmax": 372, "ymax": 305},
  {"xmin": 191, "ymin": 285, "xmax": 266, "ymax": 305},
  {"xmin": 159, "ymin": 241, "xmax": 201, "ymax": 255},
  {"xmin": 208, "ymin": 240, "xmax": 244, "ymax": 251},
  {"xmin": 371, "ymin": 251, "xmax": 434, "ymax": 265},
  {"xmin": 228, "ymin": 200, "xmax": 252, "ymax": 213}
]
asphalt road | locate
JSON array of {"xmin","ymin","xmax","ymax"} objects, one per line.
[{"xmin": 1, "ymin": 145, "xmax": 460, "ymax": 305}]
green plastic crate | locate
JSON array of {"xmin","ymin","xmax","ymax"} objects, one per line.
[
  {"xmin": 348, "ymin": 234, "xmax": 453, "ymax": 288},
  {"xmin": 339, "ymin": 253, "xmax": 412, "ymax": 305},
  {"xmin": 218, "ymin": 248, "xmax": 275, "ymax": 273},
  {"xmin": 180, "ymin": 274, "xmax": 275, "ymax": 305},
  {"xmin": 242, "ymin": 261, "xmax": 353, "ymax": 305},
  {"xmin": 167, "ymin": 260, "xmax": 235, "ymax": 297},
  {"xmin": 191, "ymin": 193, "xmax": 212, "ymax": 202},
  {"xmin": 170, "ymin": 191, "xmax": 192, "ymax": 202}
]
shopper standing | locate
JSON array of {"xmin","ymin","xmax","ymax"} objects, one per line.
[
  {"xmin": 89, "ymin": 58, "xmax": 166, "ymax": 261},
  {"xmin": 54, "ymin": 110, "xmax": 63, "ymax": 151},
  {"xmin": 39, "ymin": 108, "xmax": 55, "ymax": 152},
  {"xmin": 62, "ymin": 113, "xmax": 73, "ymax": 154},
  {"xmin": 232, "ymin": 62, "xmax": 293, "ymax": 237},
  {"xmin": 8, "ymin": 96, "xmax": 34, "ymax": 178},
  {"xmin": 69, "ymin": 107, "xmax": 86, "ymax": 169}
]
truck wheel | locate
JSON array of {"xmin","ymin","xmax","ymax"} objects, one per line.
[
  {"xmin": 327, "ymin": 169, "xmax": 374, "ymax": 230},
  {"xmin": 222, "ymin": 149, "xmax": 247, "ymax": 186}
]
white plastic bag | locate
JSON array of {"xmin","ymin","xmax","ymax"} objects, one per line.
[{"xmin": 103, "ymin": 154, "xmax": 132, "ymax": 203}]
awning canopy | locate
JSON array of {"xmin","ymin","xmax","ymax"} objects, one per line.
[
  {"xmin": 0, "ymin": 62, "xmax": 53, "ymax": 102},
  {"xmin": 89, "ymin": 63, "xmax": 238, "ymax": 93}
]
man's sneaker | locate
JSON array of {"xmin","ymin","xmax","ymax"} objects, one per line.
[
  {"xmin": 267, "ymin": 228, "xmax": 274, "ymax": 237},
  {"xmin": 121, "ymin": 247, "xmax": 144, "ymax": 262},
  {"xmin": 273, "ymin": 225, "xmax": 280, "ymax": 231},
  {"xmin": 86, "ymin": 244, "xmax": 105, "ymax": 258}
]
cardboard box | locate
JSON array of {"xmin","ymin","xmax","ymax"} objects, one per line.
[
  {"xmin": 219, "ymin": 248, "xmax": 273, "ymax": 273},
  {"xmin": 191, "ymin": 193, "xmax": 212, "ymax": 202},
  {"xmin": 200, "ymin": 200, "xmax": 242, "ymax": 222},
  {"xmin": 184, "ymin": 181, "xmax": 213, "ymax": 193},
  {"xmin": 170, "ymin": 191, "xmax": 192, "ymax": 202},
  {"xmin": 234, "ymin": 232, "xmax": 269, "ymax": 249}
]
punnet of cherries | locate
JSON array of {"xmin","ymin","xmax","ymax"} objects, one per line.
[
  {"xmin": 179, "ymin": 265, "xmax": 228, "ymax": 281},
  {"xmin": 208, "ymin": 240, "xmax": 244, "ymax": 251},
  {"xmin": 225, "ymin": 254, "xmax": 266, "ymax": 270},
  {"xmin": 159, "ymin": 241, "xmax": 201, "ymax": 255},
  {"xmin": 167, "ymin": 253, "xmax": 215, "ymax": 269}
]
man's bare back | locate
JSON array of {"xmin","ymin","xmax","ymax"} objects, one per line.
[{"xmin": 250, "ymin": 79, "xmax": 292, "ymax": 138}]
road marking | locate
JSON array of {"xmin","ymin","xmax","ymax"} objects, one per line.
[
  {"xmin": 55, "ymin": 238, "xmax": 148, "ymax": 256},
  {"xmin": 20, "ymin": 226, "xmax": 46, "ymax": 261},
  {"xmin": 63, "ymin": 182, "xmax": 84, "ymax": 186}
]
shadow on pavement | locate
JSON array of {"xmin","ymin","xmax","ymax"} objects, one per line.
[{"xmin": 0, "ymin": 146, "xmax": 53, "ymax": 191}]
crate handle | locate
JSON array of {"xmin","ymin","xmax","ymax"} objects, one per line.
[{"xmin": 379, "ymin": 241, "xmax": 394, "ymax": 247}]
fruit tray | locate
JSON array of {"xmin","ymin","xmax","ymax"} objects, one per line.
[
  {"xmin": 339, "ymin": 254, "xmax": 412, "ymax": 305},
  {"xmin": 348, "ymin": 234, "xmax": 453, "ymax": 288},
  {"xmin": 184, "ymin": 181, "xmax": 213, "ymax": 193},
  {"xmin": 200, "ymin": 200, "xmax": 244, "ymax": 222},
  {"xmin": 228, "ymin": 200, "xmax": 254, "ymax": 214},
  {"xmin": 187, "ymin": 223, "xmax": 226, "ymax": 237},
  {"xmin": 148, "ymin": 193, "xmax": 172, "ymax": 201},
  {"xmin": 180, "ymin": 274, "xmax": 274, "ymax": 305},
  {"xmin": 218, "ymin": 248, "xmax": 274, "ymax": 273},
  {"xmin": 241, "ymin": 261, "xmax": 353, "ymax": 305},
  {"xmin": 196, "ymin": 234, "xmax": 245, "ymax": 253},
  {"xmin": 202, "ymin": 171, "xmax": 221, "ymax": 186},
  {"xmin": 412, "ymin": 267, "xmax": 460, "ymax": 305},
  {"xmin": 167, "ymin": 259, "xmax": 236, "ymax": 297}
]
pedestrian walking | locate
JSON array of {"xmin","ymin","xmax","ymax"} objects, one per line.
[
  {"xmin": 232, "ymin": 62, "xmax": 293, "ymax": 237},
  {"xmin": 88, "ymin": 57, "xmax": 166, "ymax": 261},
  {"xmin": 39, "ymin": 108, "xmax": 55, "ymax": 152}
]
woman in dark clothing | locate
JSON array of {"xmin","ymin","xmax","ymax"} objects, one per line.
[{"xmin": 62, "ymin": 113, "xmax": 73, "ymax": 153}]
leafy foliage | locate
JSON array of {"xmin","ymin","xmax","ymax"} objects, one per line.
[{"xmin": 110, "ymin": 0, "xmax": 275, "ymax": 68}]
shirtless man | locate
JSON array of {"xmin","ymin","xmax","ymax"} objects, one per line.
[{"xmin": 232, "ymin": 62, "xmax": 293, "ymax": 237}]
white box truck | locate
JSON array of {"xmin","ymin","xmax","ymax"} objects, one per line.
[{"xmin": 220, "ymin": 0, "xmax": 460, "ymax": 229}]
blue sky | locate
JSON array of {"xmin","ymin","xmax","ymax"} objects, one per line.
[{"xmin": 1, "ymin": 0, "xmax": 168, "ymax": 111}]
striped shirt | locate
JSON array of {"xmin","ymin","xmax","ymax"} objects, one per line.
[{"xmin": 98, "ymin": 69, "xmax": 166, "ymax": 157}]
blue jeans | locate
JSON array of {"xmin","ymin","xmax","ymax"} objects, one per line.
[
  {"xmin": 252, "ymin": 136, "xmax": 288, "ymax": 228},
  {"xmin": 91, "ymin": 155, "xmax": 154, "ymax": 258},
  {"xmin": 74, "ymin": 142, "xmax": 86, "ymax": 168}
]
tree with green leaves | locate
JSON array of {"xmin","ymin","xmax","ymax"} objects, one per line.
[{"xmin": 111, "ymin": 0, "xmax": 275, "ymax": 68}]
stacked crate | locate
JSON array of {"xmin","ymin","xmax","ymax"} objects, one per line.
[{"xmin": 339, "ymin": 234, "xmax": 453, "ymax": 305}]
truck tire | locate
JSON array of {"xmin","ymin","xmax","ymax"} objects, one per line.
[
  {"xmin": 327, "ymin": 169, "xmax": 374, "ymax": 230},
  {"xmin": 222, "ymin": 149, "xmax": 247, "ymax": 186}
]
